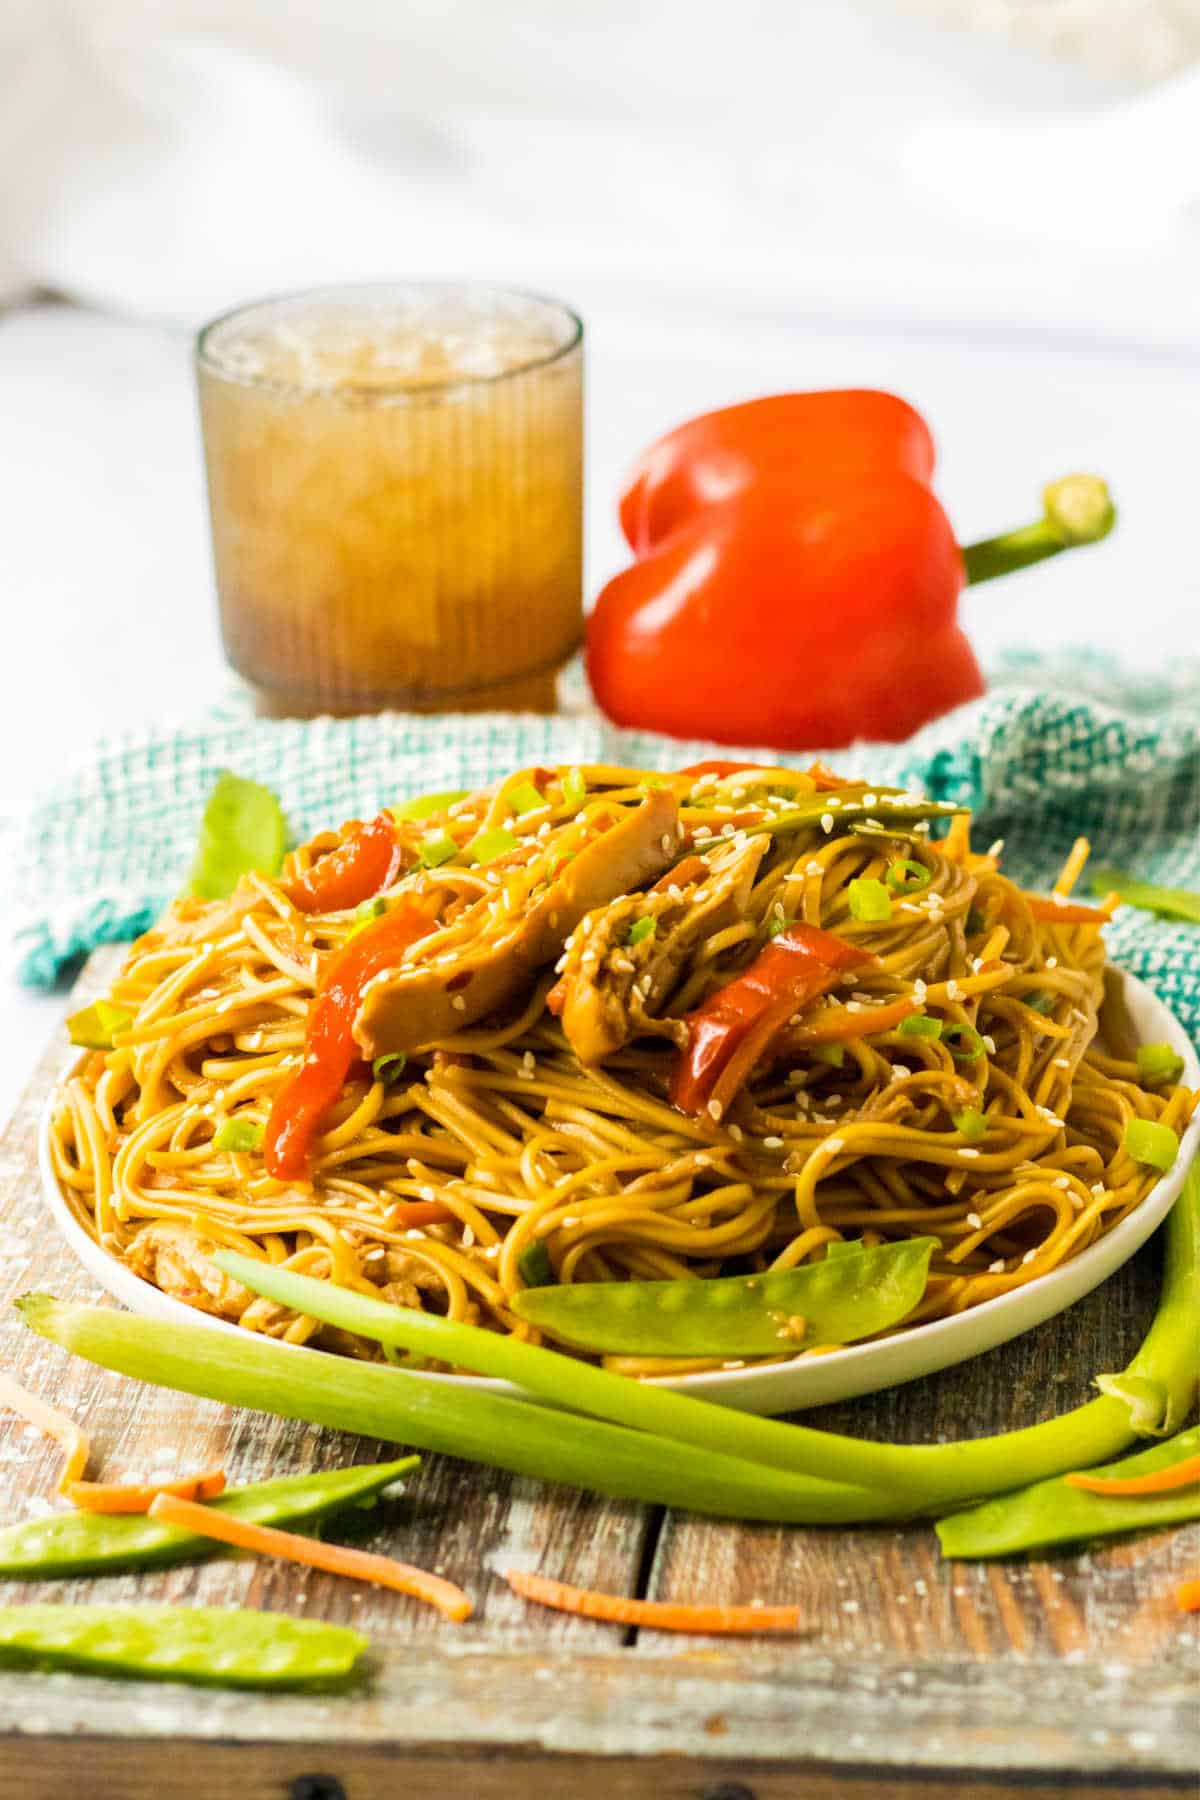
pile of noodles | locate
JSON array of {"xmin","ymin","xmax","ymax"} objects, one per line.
[{"xmin": 49, "ymin": 763, "xmax": 1196, "ymax": 1375}]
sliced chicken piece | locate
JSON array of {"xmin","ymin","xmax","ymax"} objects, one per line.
[
  {"xmin": 558, "ymin": 833, "xmax": 769, "ymax": 1063},
  {"xmin": 125, "ymin": 1222, "xmax": 254, "ymax": 1323},
  {"xmin": 354, "ymin": 789, "xmax": 683, "ymax": 1058}
]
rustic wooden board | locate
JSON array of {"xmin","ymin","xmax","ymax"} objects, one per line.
[{"xmin": 0, "ymin": 948, "xmax": 1195, "ymax": 1798}]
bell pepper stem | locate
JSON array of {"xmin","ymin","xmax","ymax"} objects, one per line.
[{"xmin": 961, "ymin": 474, "xmax": 1116, "ymax": 586}]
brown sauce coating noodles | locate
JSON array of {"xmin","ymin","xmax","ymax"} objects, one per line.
[{"xmin": 48, "ymin": 764, "xmax": 1195, "ymax": 1373}]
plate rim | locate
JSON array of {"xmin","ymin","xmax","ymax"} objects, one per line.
[{"xmin": 38, "ymin": 967, "xmax": 1199, "ymax": 1416}]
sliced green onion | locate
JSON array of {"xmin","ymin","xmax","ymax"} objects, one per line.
[
  {"xmin": 848, "ymin": 878, "xmax": 893, "ymax": 923},
  {"xmin": 509, "ymin": 781, "xmax": 545, "ymax": 816},
  {"xmin": 345, "ymin": 894, "xmax": 388, "ymax": 940},
  {"xmin": 212, "ymin": 1119, "xmax": 263, "ymax": 1154},
  {"xmin": 1123, "ymin": 1119, "xmax": 1179, "ymax": 1173},
  {"xmin": 67, "ymin": 1000, "xmax": 134, "ymax": 1051},
  {"xmin": 390, "ymin": 789, "xmax": 469, "ymax": 822},
  {"xmin": 466, "ymin": 826, "xmax": 518, "ymax": 864},
  {"xmin": 561, "ymin": 768, "xmax": 587, "ymax": 809},
  {"xmin": 943, "ymin": 1023, "xmax": 985, "ymax": 1064},
  {"xmin": 766, "ymin": 916, "xmax": 790, "ymax": 938},
  {"xmin": 638, "ymin": 773, "xmax": 668, "ymax": 791},
  {"xmin": 898, "ymin": 1013, "xmax": 941, "ymax": 1040},
  {"xmin": 952, "ymin": 1107, "xmax": 988, "ymax": 1144},
  {"xmin": 811, "ymin": 1042, "xmax": 845, "ymax": 1067},
  {"xmin": 517, "ymin": 1242, "xmax": 555, "ymax": 1288},
  {"xmin": 885, "ymin": 858, "xmax": 931, "ymax": 896},
  {"xmin": 1136, "ymin": 1043, "xmax": 1186, "ymax": 1087},
  {"xmin": 626, "ymin": 917, "xmax": 657, "ymax": 947},
  {"xmin": 371, "ymin": 1052, "xmax": 408, "ymax": 1086},
  {"xmin": 418, "ymin": 831, "xmax": 459, "ymax": 869},
  {"xmin": 1023, "ymin": 991, "xmax": 1056, "ymax": 1015}
]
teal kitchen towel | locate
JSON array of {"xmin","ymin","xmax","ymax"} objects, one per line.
[{"xmin": 10, "ymin": 656, "xmax": 1200, "ymax": 1042}]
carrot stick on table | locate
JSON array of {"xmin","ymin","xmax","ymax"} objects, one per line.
[
  {"xmin": 1065, "ymin": 1455, "xmax": 1200, "ymax": 1497},
  {"xmin": 0, "ymin": 1369, "xmax": 90, "ymax": 1489},
  {"xmin": 65, "ymin": 1469, "xmax": 227, "ymax": 1514},
  {"xmin": 503, "ymin": 1567, "xmax": 803, "ymax": 1635},
  {"xmin": 148, "ymin": 1492, "xmax": 472, "ymax": 1622}
]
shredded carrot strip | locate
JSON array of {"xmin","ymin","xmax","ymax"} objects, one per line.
[
  {"xmin": 148, "ymin": 1493, "xmax": 472, "ymax": 1622},
  {"xmin": 65, "ymin": 1468, "xmax": 228, "ymax": 1514},
  {"xmin": 1054, "ymin": 835, "xmax": 1091, "ymax": 897},
  {"xmin": 503, "ymin": 1568, "xmax": 803, "ymax": 1635},
  {"xmin": 652, "ymin": 856, "xmax": 706, "ymax": 892},
  {"xmin": 791, "ymin": 996, "xmax": 918, "ymax": 1045},
  {"xmin": 1066, "ymin": 1455, "xmax": 1200, "ymax": 1497},
  {"xmin": 943, "ymin": 814, "xmax": 971, "ymax": 864},
  {"xmin": 1176, "ymin": 1578, "xmax": 1200, "ymax": 1612},
  {"xmin": 0, "ymin": 1370, "xmax": 90, "ymax": 1490},
  {"xmin": 387, "ymin": 1200, "xmax": 455, "ymax": 1228},
  {"xmin": 1026, "ymin": 896, "xmax": 1114, "ymax": 925}
]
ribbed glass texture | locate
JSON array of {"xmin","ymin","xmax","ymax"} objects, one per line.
[{"xmin": 197, "ymin": 284, "xmax": 583, "ymax": 716}]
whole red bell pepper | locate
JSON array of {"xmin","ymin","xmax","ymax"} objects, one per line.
[{"xmin": 588, "ymin": 391, "xmax": 1114, "ymax": 750}]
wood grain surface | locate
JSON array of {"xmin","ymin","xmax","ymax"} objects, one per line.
[{"xmin": 0, "ymin": 948, "xmax": 1195, "ymax": 1799}]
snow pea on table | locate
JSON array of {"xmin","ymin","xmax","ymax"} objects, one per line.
[
  {"xmin": 937, "ymin": 1426, "xmax": 1200, "ymax": 1559},
  {"xmin": 510, "ymin": 1237, "xmax": 938, "ymax": 1355},
  {"xmin": 0, "ymin": 1457, "xmax": 417, "ymax": 1579},
  {"xmin": 0, "ymin": 1604, "xmax": 367, "ymax": 1688}
]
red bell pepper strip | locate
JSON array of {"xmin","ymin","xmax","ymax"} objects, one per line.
[
  {"xmin": 284, "ymin": 814, "xmax": 404, "ymax": 914},
  {"xmin": 619, "ymin": 390, "xmax": 935, "ymax": 556},
  {"xmin": 264, "ymin": 900, "xmax": 435, "ymax": 1180},
  {"xmin": 670, "ymin": 922, "xmax": 873, "ymax": 1119}
]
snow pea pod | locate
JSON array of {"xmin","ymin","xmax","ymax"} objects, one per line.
[
  {"xmin": 509, "ymin": 1238, "xmax": 937, "ymax": 1356},
  {"xmin": 691, "ymin": 795, "xmax": 963, "ymax": 850},
  {"xmin": 937, "ymin": 1426, "xmax": 1200, "ymax": 1560},
  {"xmin": 0, "ymin": 1457, "xmax": 417, "ymax": 1579},
  {"xmin": 0, "ymin": 1605, "xmax": 367, "ymax": 1689}
]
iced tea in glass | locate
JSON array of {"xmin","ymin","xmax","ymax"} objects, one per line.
[{"xmin": 196, "ymin": 284, "xmax": 583, "ymax": 715}]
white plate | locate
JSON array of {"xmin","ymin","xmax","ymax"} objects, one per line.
[{"xmin": 40, "ymin": 968, "xmax": 1198, "ymax": 1416}]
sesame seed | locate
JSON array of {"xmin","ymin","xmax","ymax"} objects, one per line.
[
  {"xmin": 461, "ymin": 1226, "xmax": 475, "ymax": 1248},
  {"xmin": 945, "ymin": 980, "xmax": 963, "ymax": 1001},
  {"xmin": 824, "ymin": 1136, "xmax": 846, "ymax": 1155},
  {"xmin": 989, "ymin": 1258, "xmax": 1006, "ymax": 1273},
  {"xmin": 966, "ymin": 1212, "xmax": 983, "ymax": 1229},
  {"xmin": 728, "ymin": 1124, "xmax": 744, "ymax": 1142},
  {"xmin": 762, "ymin": 1135, "xmax": 785, "ymax": 1149},
  {"xmin": 1037, "ymin": 1106, "xmax": 1065, "ymax": 1127},
  {"xmin": 1091, "ymin": 1183, "xmax": 1106, "ymax": 1198},
  {"xmin": 821, "ymin": 813, "xmax": 834, "ymax": 834},
  {"xmin": 1046, "ymin": 956, "xmax": 1058, "ymax": 969},
  {"xmin": 420, "ymin": 1186, "xmax": 436, "ymax": 1202},
  {"xmin": 982, "ymin": 1035, "xmax": 997, "ymax": 1053},
  {"xmin": 959, "ymin": 1147, "xmax": 981, "ymax": 1159},
  {"xmin": 451, "ymin": 994, "xmax": 466, "ymax": 1012},
  {"xmin": 1052, "ymin": 1056, "xmax": 1071, "ymax": 1069},
  {"xmin": 971, "ymin": 957, "xmax": 984, "ymax": 973},
  {"xmin": 1053, "ymin": 1175, "xmax": 1071, "ymax": 1190},
  {"xmin": 707, "ymin": 1099, "xmax": 723, "ymax": 1121},
  {"xmin": 806, "ymin": 860, "xmax": 824, "ymax": 877},
  {"xmin": 861, "ymin": 794, "xmax": 878, "ymax": 806},
  {"xmin": 891, "ymin": 1065, "xmax": 911, "ymax": 1082},
  {"xmin": 912, "ymin": 979, "xmax": 927, "ymax": 1002},
  {"xmin": 661, "ymin": 835, "xmax": 672, "ymax": 854},
  {"xmin": 988, "ymin": 839, "xmax": 1004, "ymax": 858},
  {"xmin": 1023, "ymin": 1248, "xmax": 1038, "ymax": 1264}
]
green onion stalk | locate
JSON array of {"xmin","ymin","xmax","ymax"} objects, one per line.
[{"xmin": 18, "ymin": 1167, "xmax": 1198, "ymax": 1525}]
